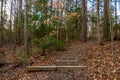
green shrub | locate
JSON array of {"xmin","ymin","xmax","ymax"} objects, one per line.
[{"xmin": 32, "ymin": 35, "xmax": 65, "ymax": 55}]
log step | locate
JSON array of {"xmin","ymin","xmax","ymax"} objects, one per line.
[
  {"xmin": 60, "ymin": 55, "xmax": 78, "ymax": 60},
  {"xmin": 60, "ymin": 57, "xmax": 77, "ymax": 60},
  {"xmin": 61, "ymin": 54, "xmax": 78, "ymax": 57},
  {"xmin": 27, "ymin": 66, "xmax": 88, "ymax": 71},
  {"xmin": 56, "ymin": 60, "xmax": 78, "ymax": 66},
  {"xmin": 56, "ymin": 60, "xmax": 78, "ymax": 63}
]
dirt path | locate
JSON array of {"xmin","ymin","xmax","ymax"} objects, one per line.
[
  {"xmin": 46, "ymin": 40, "xmax": 98, "ymax": 80},
  {"xmin": 55, "ymin": 40, "xmax": 97, "ymax": 66},
  {"xmin": 27, "ymin": 41, "xmax": 98, "ymax": 80}
]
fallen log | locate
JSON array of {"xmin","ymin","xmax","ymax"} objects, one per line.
[{"xmin": 27, "ymin": 66, "xmax": 88, "ymax": 71}]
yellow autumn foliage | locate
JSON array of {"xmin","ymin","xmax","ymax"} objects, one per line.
[
  {"xmin": 50, "ymin": 30, "xmax": 58, "ymax": 36},
  {"xmin": 66, "ymin": 12, "xmax": 80, "ymax": 22}
]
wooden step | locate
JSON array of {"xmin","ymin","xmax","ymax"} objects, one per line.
[
  {"xmin": 27, "ymin": 66, "xmax": 88, "ymax": 71},
  {"xmin": 60, "ymin": 53, "xmax": 78, "ymax": 57},
  {"xmin": 56, "ymin": 60, "xmax": 78, "ymax": 66},
  {"xmin": 62, "ymin": 54, "xmax": 78, "ymax": 57},
  {"xmin": 60, "ymin": 54, "xmax": 78, "ymax": 60},
  {"xmin": 60, "ymin": 57, "xmax": 77, "ymax": 60},
  {"xmin": 56, "ymin": 60, "xmax": 78, "ymax": 63},
  {"xmin": 57, "ymin": 66, "xmax": 88, "ymax": 70}
]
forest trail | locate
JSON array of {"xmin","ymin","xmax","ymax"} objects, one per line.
[
  {"xmin": 39, "ymin": 40, "xmax": 98, "ymax": 80},
  {"xmin": 24, "ymin": 40, "xmax": 98, "ymax": 80},
  {"xmin": 66, "ymin": 40, "xmax": 97, "ymax": 53},
  {"xmin": 55, "ymin": 40, "xmax": 98, "ymax": 66}
]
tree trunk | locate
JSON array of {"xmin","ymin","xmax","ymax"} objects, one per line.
[
  {"xmin": 75, "ymin": 0, "xmax": 78, "ymax": 39},
  {"xmin": 65, "ymin": 0, "xmax": 69, "ymax": 42},
  {"xmin": 0, "ymin": 0, "xmax": 4, "ymax": 46},
  {"xmin": 103, "ymin": 0, "xmax": 110, "ymax": 40},
  {"xmin": 17, "ymin": 0, "xmax": 22, "ymax": 45},
  {"xmin": 9, "ymin": 0, "xmax": 13, "ymax": 44},
  {"xmin": 115, "ymin": 0, "xmax": 118, "ymax": 40},
  {"xmin": 97, "ymin": 0, "xmax": 102, "ymax": 45},
  {"xmin": 81, "ymin": 0, "xmax": 87, "ymax": 42},
  {"xmin": 24, "ymin": 0, "xmax": 29, "ymax": 52}
]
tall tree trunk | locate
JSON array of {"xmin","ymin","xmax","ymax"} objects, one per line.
[
  {"xmin": 24, "ymin": 0, "xmax": 29, "ymax": 52},
  {"xmin": 115, "ymin": 0, "xmax": 118, "ymax": 40},
  {"xmin": 57, "ymin": 0, "xmax": 59, "ymax": 41},
  {"xmin": 17, "ymin": 0, "xmax": 22, "ymax": 45},
  {"xmin": 115, "ymin": 0, "xmax": 117, "ymax": 25},
  {"xmin": 109, "ymin": 0, "xmax": 115, "ymax": 62},
  {"xmin": 65, "ymin": 0, "xmax": 69, "ymax": 42},
  {"xmin": 60, "ymin": 0, "xmax": 64, "ymax": 41},
  {"xmin": 10, "ymin": 0, "xmax": 13, "ymax": 30},
  {"xmin": 75, "ymin": 0, "xmax": 78, "ymax": 39},
  {"xmin": 0, "ymin": 0, "xmax": 4, "ymax": 46},
  {"xmin": 9, "ymin": 0, "xmax": 13, "ymax": 44},
  {"xmin": 81, "ymin": 0, "xmax": 87, "ymax": 42},
  {"xmin": 103, "ymin": 0, "xmax": 110, "ymax": 40},
  {"xmin": 97, "ymin": 0, "xmax": 102, "ymax": 45}
]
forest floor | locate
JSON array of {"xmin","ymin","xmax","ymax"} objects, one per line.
[{"xmin": 0, "ymin": 40, "xmax": 120, "ymax": 80}]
